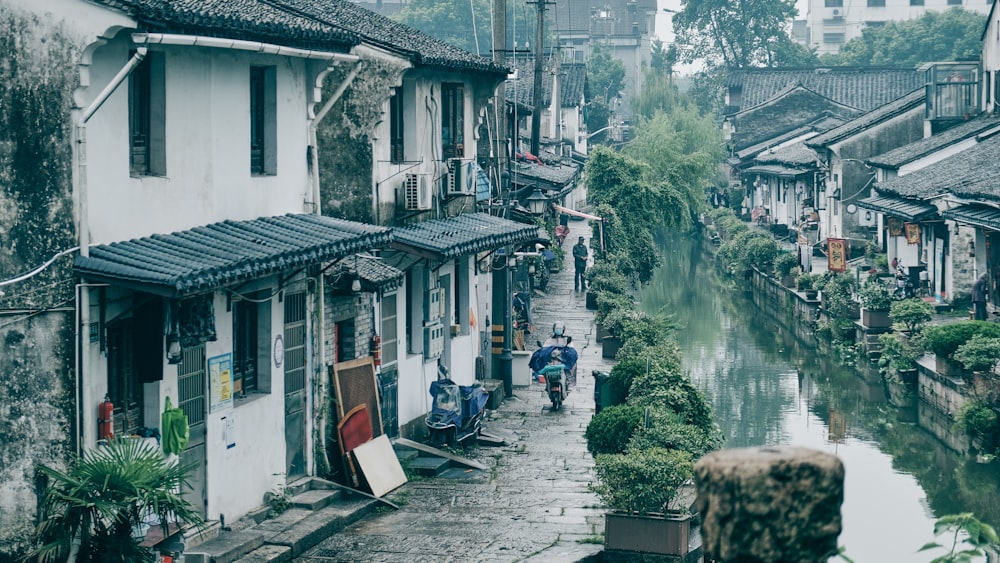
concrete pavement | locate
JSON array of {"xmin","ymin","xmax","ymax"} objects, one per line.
[{"xmin": 297, "ymin": 219, "xmax": 616, "ymax": 562}]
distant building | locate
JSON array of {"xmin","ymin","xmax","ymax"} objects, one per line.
[{"xmin": 802, "ymin": 0, "xmax": 991, "ymax": 56}]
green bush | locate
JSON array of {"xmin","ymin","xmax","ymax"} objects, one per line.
[
  {"xmin": 954, "ymin": 335, "xmax": 1000, "ymax": 373},
  {"xmin": 955, "ymin": 402, "xmax": 1000, "ymax": 448},
  {"xmin": 858, "ymin": 277, "xmax": 893, "ymax": 311},
  {"xmin": 627, "ymin": 408, "xmax": 722, "ymax": 459},
  {"xmin": 796, "ymin": 272, "xmax": 822, "ymax": 292},
  {"xmin": 745, "ymin": 236, "xmax": 779, "ymax": 271},
  {"xmin": 923, "ymin": 321, "xmax": 1000, "ymax": 358},
  {"xmin": 873, "ymin": 253, "xmax": 889, "ymax": 272},
  {"xmin": 890, "ymin": 299, "xmax": 933, "ymax": 332},
  {"xmin": 585, "ymin": 405, "xmax": 645, "ymax": 456},
  {"xmin": 878, "ymin": 332, "xmax": 920, "ymax": 374},
  {"xmin": 596, "ymin": 292, "xmax": 636, "ymax": 333},
  {"xmin": 586, "ymin": 259, "xmax": 630, "ymax": 295},
  {"xmin": 774, "ymin": 252, "xmax": 799, "ymax": 278},
  {"xmin": 591, "ymin": 448, "xmax": 694, "ymax": 514},
  {"xmin": 626, "ymin": 364, "xmax": 715, "ymax": 431},
  {"xmin": 821, "ymin": 272, "xmax": 858, "ymax": 297},
  {"xmin": 619, "ymin": 312, "xmax": 675, "ymax": 349}
]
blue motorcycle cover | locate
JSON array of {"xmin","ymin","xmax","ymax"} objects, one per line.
[
  {"xmin": 429, "ymin": 379, "xmax": 488, "ymax": 428},
  {"xmin": 529, "ymin": 345, "xmax": 579, "ymax": 374}
]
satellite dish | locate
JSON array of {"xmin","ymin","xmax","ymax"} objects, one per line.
[{"xmin": 846, "ymin": 203, "xmax": 858, "ymax": 214}]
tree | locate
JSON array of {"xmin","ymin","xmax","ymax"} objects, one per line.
[
  {"xmin": 587, "ymin": 43, "xmax": 626, "ymax": 101},
  {"xmin": 394, "ymin": 0, "xmax": 534, "ymax": 56},
  {"xmin": 820, "ymin": 8, "xmax": 986, "ymax": 68},
  {"xmin": 29, "ymin": 439, "xmax": 203, "ymax": 563},
  {"xmin": 671, "ymin": 0, "xmax": 802, "ymax": 69}
]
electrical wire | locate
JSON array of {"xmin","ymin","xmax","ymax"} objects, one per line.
[
  {"xmin": 0, "ymin": 298, "xmax": 75, "ymax": 331},
  {"xmin": 0, "ymin": 246, "xmax": 80, "ymax": 287}
]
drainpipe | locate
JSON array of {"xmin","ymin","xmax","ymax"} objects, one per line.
[
  {"xmin": 308, "ymin": 61, "xmax": 362, "ymax": 213},
  {"xmin": 73, "ymin": 47, "xmax": 146, "ymax": 455}
]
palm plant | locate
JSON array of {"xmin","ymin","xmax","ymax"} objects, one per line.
[{"xmin": 30, "ymin": 438, "xmax": 204, "ymax": 563}]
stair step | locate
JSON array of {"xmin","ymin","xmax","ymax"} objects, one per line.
[
  {"xmin": 406, "ymin": 455, "xmax": 452, "ymax": 476},
  {"xmin": 233, "ymin": 544, "xmax": 292, "ymax": 563},
  {"xmin": 290, "ymin": 489, "xmax": 340, "ymax": 511},
  {"xmin": 394, "ymin": 447, "xmax": 419, "ymax": 463},
  {"xmin": 185, "ymin": 529, "xmax": 266, "ymax": 563}
]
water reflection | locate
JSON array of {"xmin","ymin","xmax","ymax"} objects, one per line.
[{"xmin": 639, "ymin": 232, "xmax": 1000, "ymax": 562}]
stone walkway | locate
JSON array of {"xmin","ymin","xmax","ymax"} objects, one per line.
[{"xmin": 297, "ymin": 219, "xmax": 616, "ymax": 562}]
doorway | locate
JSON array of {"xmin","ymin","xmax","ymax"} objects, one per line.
[{"xmin": 178, "ymin": 344, "xmax": 207, "ymax": 517}]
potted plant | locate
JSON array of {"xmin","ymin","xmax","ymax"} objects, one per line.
[
  {"xmin": 593, "ymin": 447, "xmax": 696, "ymax": 556},
  {"xmin": 953, "ymin": 335, "xmax": 1000, "ymax": 375},
  {"xmin": 796, "ymin": 272, "xmax": 821, "ymax": 300},
  {"xmin": 858, "ymin": 278, "xmax": 893, "ymax": 328},
  {"xmin": 889, "ymin": 299, "xmax": 933, "ymax": 333},
  {"xmin": 774, "ymin": 252, "xmax": 799, "ymax": 287},
  {"xmin": 923, "ymin": 321, "xmax": 1000, "ymax": 375},
  {"xmin": 821, "ymin": 274, "xmax": 860, "ymax": 319}
]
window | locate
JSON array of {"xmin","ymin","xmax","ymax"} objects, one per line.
[
  {"xmin": 946, "ymin": 0, "xmax": 961, "ymax": 4},
  {"xmin": 250, "ymin": 66, "xmax": 277, "ymax": 175},
  {"xmin": 390, "ymin": 87, "xmax": 404, "ymax": 163},
  {"xmin": 823, "ymin": 32, "xmax": 845, "ymax": 44},
  {"xmin": 824, "ymin": 0, "xmax": 843, "ymax": 6},
  {"xmin": 441, "ymin": 83, "xmax": 464, "ymax": 159},
  {"xmin": 381, "ymin": 293, "xmax": 398, "ymax": 367},
  {"xmin": 232, "ymin": 293, "xmax": 271, "ymax": 396},
  {"xmin": 867, "ymin": 0, "xmax": 885, "ymax": 6},
  {"xmin": 128, "ymin": 51, "xmax": 165, "ymax": 176},
  {"xmin": 910, "ymin": 0, "xmax": 924, "ymax": 5}
]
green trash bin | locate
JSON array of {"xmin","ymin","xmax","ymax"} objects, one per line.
[{"xmin": 592, "ymin": 371, "xmax": 611, "ymax": 414}]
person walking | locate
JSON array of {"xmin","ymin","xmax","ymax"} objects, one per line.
[
  {"xmin": 972, "ymin": 273, "xmax": 989, "ymax": 320},
  {"xmin": 572, "ymin": 236, "xmax": 589, "ymax": 291}
]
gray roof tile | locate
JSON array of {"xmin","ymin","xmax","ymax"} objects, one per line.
[
  {"xmin": 74, "ymin": 214, "xmax": 392, "ymax": 297},
  {"xmin": 729, "ymin": 86, "xmax": 858, "ymax": 151},
  {"xmin": 729, "ymin": 67, "xmax": 925, "ymax": 114},
  {"xmin": 754, "ymin": 142, "xmax": 818, "ymax": 167},
  {"xmin": 868, "ymin": 114, "xmax": 1000, "ymax": 169},
  {"xmin": 806, "ymin": 88, "xmax": 925, "ymax": 149},
  {"xmin": 876, "ymin": 132, "xmax": 1000, "ymax": 202},
  {"xmin": 392, "ymin": 212, "xmax": 540, "ymax": 259},
  {"xmin": 857, "ymin": 195, "xmax": 938, "ymax": 221}
]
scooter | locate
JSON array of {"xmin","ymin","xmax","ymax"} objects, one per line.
[
  {"xmin": 530, "ymin": 323, "xmax": 579, "ymax": 411},
  {"xmin": 893, "ymin": 268, "xmax": 914, "ymax": 299},
  {"xmin": 425, "ymin": 368, "xmax": 489, "ymax": 447}
]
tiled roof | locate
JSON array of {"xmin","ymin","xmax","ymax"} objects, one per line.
[
  {"xmin": 729, "ymin": 86, "xmax": 858, "ymax": 151},
  {"xmin": 510, "ymin": 161, "xmax": 580, "ymax": 187},
  {"xmin": 857, "ymin": 195, "xmax": 938, "ymax": 221},
  {"xmin": 99, "ymin": 0, "xmax": 505, "ymax": 73},
  {"xmin": 327, "ymin": 254, "xmax": 404, "ymax": 292},
  {"xmin": 504, "ymin": 57, "xmax": 586, "ymax": 109},
  {"xmin": 392, "ymin": 212, "xmax": 540, "ymax": 259},
  {"xmin": 867, "ymin": 114, "xmax": 1000, "ymax": 169},
  {"xmin": 262, "ymin": 0, "xmax": 507, "ymax": 73},
  {"xmin": 806, "ymin": 88, "xmax": 925, "ymax": 149},
  {"xmin": 97, "ymin": 0, "xmax": 359, "ymax": 51},
  {"xmin": 743, "ymin": 164, "xmax": 814, "ymax": 178},
  {"xmin": 729, "ymin": 67, "xmax": 925, "ymax": 113},
  {"xmin": 942, "ymin": 204, "xmax": 1000, "ymax": 231},
  {"xmin": 74, "ymin": 214, "xmax": 392, "ymax": 297},
  {"xmin": 876, "ymin": 133, "xmax": 1000, "ymax": 201},
  {"xmin": 753, "ymin": 143, "xmax": 818, "ymax": 167}
]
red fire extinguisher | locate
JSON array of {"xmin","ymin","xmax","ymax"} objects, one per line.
[
  {"xmin": 371, "ymin": 334, "xmax": 381, "ymax": 367},
  {"xmin": 98, "ymin": 394, "xmax": 114, "ymax": 441}
]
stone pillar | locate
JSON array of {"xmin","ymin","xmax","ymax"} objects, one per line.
[{"xmin": 694, "ymin": 446, "xmax": 844, "ymax": 563}]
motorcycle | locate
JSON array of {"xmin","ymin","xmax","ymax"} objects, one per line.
[
  {"xmin": 893, "ymin": 267, "xmax": 914, "ymax": 299},
  {"xmin": 425, "ymin": 369, "xmax": 489, "ymax": 447},
  {"xmin": 530, "ymin": 323, "xmax": 579, "ymax": 411}
]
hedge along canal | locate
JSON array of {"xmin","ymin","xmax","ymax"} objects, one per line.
[{"xmin": 638, "ymin": 231, "xmax": 1000, "ymax": 562}]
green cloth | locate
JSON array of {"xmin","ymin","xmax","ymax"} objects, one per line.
[
  {"xmin": 539, "ymin": 363, "xmax": 565, "ymax": 378},
  {"xmin": 161, "ymin": 397, "xmax": 190, "ymax": 455}
]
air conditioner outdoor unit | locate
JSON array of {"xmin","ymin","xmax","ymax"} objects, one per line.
[
  {"xmin": 832, "ymin": 8, "xmax": 840, "ymax": 15},
  {"xmin": 445, "ymin": 158, "xmax": 469, "ymax": 195},
  {"xmin": 424, "ymin": 323, "xmax": 444, "ymax": 359},
  {"xmin": 404, "ymin": 173, "xmax": 432, "ymax": 211}
]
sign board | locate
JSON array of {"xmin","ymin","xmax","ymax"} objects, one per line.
[{"xmin": 208, "ymin": 353, "xmax": 233, "ymax": 412}]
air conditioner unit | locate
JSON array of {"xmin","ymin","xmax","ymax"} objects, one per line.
[
  {"xmin": 832, "ymin": 8, "xmax": 840, "ymax": 16},
  {"xmin": 424, "ymin": 287, "xmax": 445, "ymax": 323},
  {"xmin": 445, "ymin": 158, "xmax": 469, "ymax": 195},
  {"xmin": 404, "ymin": 173, "xmax": 432, "ymax": 211},
  {"xmin": 423, "ymin": 323, "xmax": 444, "ymax": 359}
]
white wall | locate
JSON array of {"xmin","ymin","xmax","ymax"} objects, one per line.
[{"xmin": 82, "ymin": 32, "xmax": 312, "ymax": 244}]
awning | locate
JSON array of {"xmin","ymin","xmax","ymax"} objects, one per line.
[
  {"xmin": 743, "ymin": 164, "xmax": 813, "ymax": 178},
  {"xmin": 74, "ymin": 214, "xmax": 392, "ymax": 297},
  {"xmin": 326, "ymin": 255, "xmax": 404, "ymax": 293},
  {"xmin": 941, "ymin": 204, "xmax": 1000, "ymax": 231},
  {"xmin": 857, "ymin": 195, "xmax": 938, "ymax": 222},
  {"xmin": 553, "ymin": 204, "xmax": 601, "ymax": 221},
  {"xmin": 391, "ymin": 212, "xmax": 540, "ymax": 260}
]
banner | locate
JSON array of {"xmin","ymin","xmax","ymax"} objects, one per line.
[
  {"xmin": 828, "ymin": 238, "xmax": 848, "ymax": 273},
  {"xmin": 888, "ymin": 218, "xmax": 903, "ymax": 237},
  {"xmin": 904, "ymin": 222, "xmax": 920, "ymax": 244}
]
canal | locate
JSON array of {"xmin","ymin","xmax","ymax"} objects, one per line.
[{"xmin": 639, "ymin": 232, "xmax": 1000, "ymax": 562}]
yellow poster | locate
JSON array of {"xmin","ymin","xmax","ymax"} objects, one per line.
[
  {"xmin": 828, "ymin": 238, "xmax": 847, "ymax": 273},
  {"xmin": 888, "ymin": 218, "xmax": 903, "ymax": 237},
  {"xmin": 904, "ymin": 222, "xmax": 920, "ymax": 244}
]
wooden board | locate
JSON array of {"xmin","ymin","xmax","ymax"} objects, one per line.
[
  {"xmin": 332, "ymin": 357, "xmax": 383, "ymax": 436},
  {"xmin": 393, "ymin": 437, "xmax": 488, "ymax": 470},
  {"xmin": 352, "ymin": 435, "xmax": 407, "ymax": 497}
]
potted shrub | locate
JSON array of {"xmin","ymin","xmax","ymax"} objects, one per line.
[
  {"xmin": 923, "ymin": 321, "xmax": 1000, "ymax": 375},
  {"xmin": 595, "ymin": 292, "xmax": 635, "ymax": 342},
  {"xmin": 774, "ymin": 252, "xmax": 799, "ymax": 287},
  {"xmin": 953, "ymin": 335, "xmax": 1000, "ymax": 375},
  {"xmin": 889, "ymin": 299, "xmax": 933, "ymax": 333},
  {"xmin": 593, "ymin": 447, "xmax": 696, "ymax": 556},
  {"xmin": 821, "ymin": 274, "xmax": 859, "ymax": 319},
  {"xmin": 796, "ymin": 272, "xmax": 821, "ymax": 300},
  {"xmin": 859, "ymin": 278, "xmax": 893, "ymax": 328},
  {"xmin": 877, "ymin": 332, "xmax": 920, "ymax": 384}
]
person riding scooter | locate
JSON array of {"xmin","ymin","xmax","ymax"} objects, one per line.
[{"xmin": 537, "ymin": 349, "xmax": 567, "ymax": 411}]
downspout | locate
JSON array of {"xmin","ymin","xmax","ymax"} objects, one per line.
[
  {"xmin": 73, "ymin": 47, "xmax": 147, "ymax": 458},
  {"xmin": 307, "ymin": 58, "xmax": 362, "ymax": 476}
]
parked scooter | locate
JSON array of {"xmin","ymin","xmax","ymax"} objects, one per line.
[
  {"xmin": 425, "ymin": 366, "xmax": 489, "ymax": 447},
  {"xmin": 530, "ymin": 323, "xmax": 579, "ymax": 411},
  {"xmin": 893, "ymin": 267, "xmax": 914, "ymax": 299}
]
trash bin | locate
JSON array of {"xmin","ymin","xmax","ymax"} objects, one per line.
[{"xmin": 593, "ymin": 371, "xmax": 610, "ymax": 414}]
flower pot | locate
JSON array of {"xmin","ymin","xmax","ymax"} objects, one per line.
[
  {"xmin": 585, "ymin": 291, "xmax": 598, "ymax": 310},
  {"xmin": 781, "ymin": 274, "xmax": 796, "ymax": 288},
  {"xmin": 934, "ymin": 354, "xmax": 965, "ymax": 377},
  {"xmin": 596, "ymin": 323, "xmax": 612, "ymax": 342},
  {"xmin": 862, "ymin": 309, "xmax": 891, "ymax": 329},
  {"xmin": 804, "ymin": 289, "xmax": 819, "ymax": 301},
  {"xmin": 602, "ymin": 336, "xmax": 623, "ymax": 359},
  {"xmin": 604, "ymin": 511, "xmax": 691, "ymax": 556}
]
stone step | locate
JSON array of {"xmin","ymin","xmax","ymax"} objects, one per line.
[
  {"xmin": 185, "ymin": 529, "xmax": 266, "ymax": 563},
  {"xmin": 232, "ymin": 544, "xmax": 292, "ymax": 563},
  {"xmin": 290, "ymin": 489, "xmax": 340, "ymax": 511},
  {"xmin": 406, "ymin": 454, "xmax": 452, "ymax": 476},
  {"xmin": 393, "ymin": 447, "xmax": 420, "ymax": 463}
]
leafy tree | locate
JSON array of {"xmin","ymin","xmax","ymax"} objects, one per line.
[
  {"xmin": 394, "ymin": 0, "xmax": 534, "ymax": 55},
  {"xmin": 587, "ymin": 43, "xmax": 626, "ymax": 101},
  {"xmin": 671, "ymin": 0, "xmax": 802, "ymax": 69},
  {"xmin": 822, "ymin": 8, "xmax": 986, "ymax": 68},
  {"xmin": 29, "ymin": 438, "xmax": 203, "ymax": 563}
]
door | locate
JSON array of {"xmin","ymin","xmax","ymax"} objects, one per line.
[
  {"xmin": 178, "ymin": 344, "xmax": 207, "ymax": 517},
  {"xmin": 284, "ymin": 292, "xmax": 307, "ymax": 477},
  {"xmin": 988, "ymin": 232, "xmax": 1000, "ymax": 307},
  {"xmin": 107, "ymin": 321, "xmax": 142, "ymax": 438}
]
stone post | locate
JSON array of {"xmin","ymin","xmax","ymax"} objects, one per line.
[{"xmin": 694, "ymin": 446, "xmax": 844, "ymax": 563}]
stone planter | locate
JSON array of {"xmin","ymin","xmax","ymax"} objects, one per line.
[
  {"xmin": 934, "ymin": 355, "xmax": 965, "ymax": 377},
  {"xmin": 804, "ymin": 289, "xmax": 819, "ymax": 301},
  {"xmin": 602, "ymin": 336, "xmax": 623, "ymax": 359},
  {"xmin": 861, "ymin": 309, "xmax": 891, "ymax": 329},
  {"xmin": 781, "ymin": 274, "xmax": 796, "ymax": 288},
  {"xmin": 596, "ymin": 323, "xmax": 612, "ymax": 342},
  {"xmin": 585, "ymin": 291, "xmax": 598, "ymax": 310},
  {"xmin": 605, "ymin": 511, "xmax": 691, "ymax": 556}
]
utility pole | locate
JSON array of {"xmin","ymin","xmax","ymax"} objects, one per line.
[{"xmin": 527, "ymin": 0, "xmax": 554, "ymax": 156}]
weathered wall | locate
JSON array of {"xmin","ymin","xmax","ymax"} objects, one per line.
[{"xmin": 0, "ymin": 5, "xmax": 79, "ymax": 558}]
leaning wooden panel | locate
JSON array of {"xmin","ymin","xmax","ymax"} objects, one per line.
[
  {"xmin": 332, "ymin": 356, "xmax": 383, "ymax": 436},
  {"xmin": 352, "ymin": 434, "xmax": 407, "ymax": 497}
]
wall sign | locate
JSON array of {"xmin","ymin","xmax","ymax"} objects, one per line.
[
  {"xmin": 208, "ymin": 353, "xmax": 233, "ymax": 412},
  {"xmin": 273, "ymin": 334, "xmax": 284, "ymax": 368}
]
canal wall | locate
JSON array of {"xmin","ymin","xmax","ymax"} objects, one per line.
[{"xmin": 746, "ymin": 267, "xmax": 820, "ymax": 349}]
